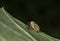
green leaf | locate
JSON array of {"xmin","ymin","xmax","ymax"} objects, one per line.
[{"xmin": 0, "ymin": 7, "xmax": 60, "ymax": 41}]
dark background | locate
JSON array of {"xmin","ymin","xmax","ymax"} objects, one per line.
[{"xmin": 0, "ymin": 0, "xmax": 60, "ymax": 39}]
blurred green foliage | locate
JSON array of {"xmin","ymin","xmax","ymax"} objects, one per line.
[
  {"xmin": 0, "ymin": 0, "xmax": 60, "ymax": 39},
  {"xmin": 0, "ymin": 7, "xmax": 60, "ymax": 41}
]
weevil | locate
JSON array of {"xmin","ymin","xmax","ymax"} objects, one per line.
[{"xmin": 27, "ymin": 21, "xmax": 40, "ymax": 32}]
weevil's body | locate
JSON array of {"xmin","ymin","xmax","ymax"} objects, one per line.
[{"xmin": 28, "ymin": 21, "xmax": 40, "ymax": 32}]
